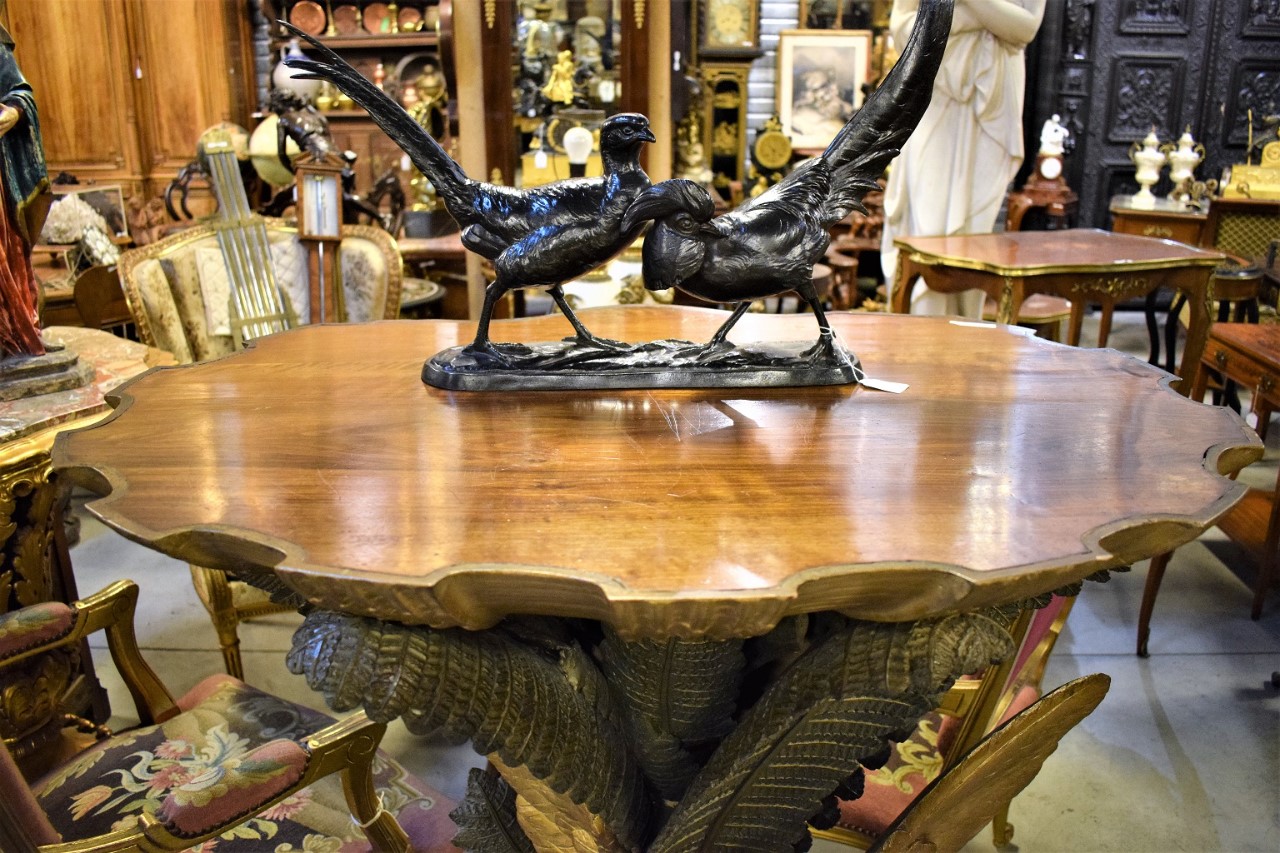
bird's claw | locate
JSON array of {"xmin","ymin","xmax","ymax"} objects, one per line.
[
  {"xmin": 461, "ymin": 342, "xmax": 523, "ymax": 369},
  {"xmin": 567, "ymin": 334, "xmax": 629, "ymax": 352},
  {"xmin": 802, "ymin": 333, "xmax": 850, "ymax": 367}
]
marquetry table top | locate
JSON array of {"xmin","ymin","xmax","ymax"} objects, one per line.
[
  {"xmin": 895, "ymin": 228, "xmax": 1224, "ymax": 276},
  {"xmin": 52, "ymin": 307, "xmax": 1260, "ymax": 638}
]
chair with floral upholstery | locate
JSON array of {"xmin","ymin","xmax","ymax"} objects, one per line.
[
  {"xmin": 0, "ymin": 579, "xmax": 459, "ymax": 852},
  {"xmin": 115, "ymin": 221, "xmax": 405, "ymax": 679},
  {"xmin": 812, "ymin": 594, "xmax": 1076, "ymax": 850}
]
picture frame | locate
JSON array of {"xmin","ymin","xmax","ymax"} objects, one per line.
[
  {"xmin": 51, "ymin": 184, "xmax": 129, "ymax": 239},
  {"xmin": 776, "ymin": 29, "xmax": 872, "ymax": 150}
]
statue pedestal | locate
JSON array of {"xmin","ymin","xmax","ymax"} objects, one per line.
[{"xmin": 0, "ymin": 341, "xmax": 93, "ymax": 402}]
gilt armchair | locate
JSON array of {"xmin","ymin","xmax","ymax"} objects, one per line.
[
  {"xmin": 116, "ymin": 219, "xmax": 403, "ymax": 364},
  {"xmin": 0, "ymin": 580, "xmax": 458, "ymax": 851},
  {"xmin": 813, "ymin": 594, "xmax": 1076, "ymax": 849},
  {"xmin": 114, "ymin": 222, "xmax": 404, "ymax": 678}
]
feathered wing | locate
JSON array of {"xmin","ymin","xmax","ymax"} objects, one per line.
[
  {"xmin": 278, "ymin": 21, "xmax": 472, "ymax": 210},
  {"xmin": 817, "ymin": 0, "xmax": 955, "ymax": 227}
]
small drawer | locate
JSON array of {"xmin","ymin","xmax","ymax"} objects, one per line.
[{"xmin": 1204, "ymin": 340, "xmax": 1267, "ymax": 389}]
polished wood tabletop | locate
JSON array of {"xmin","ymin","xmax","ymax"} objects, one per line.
[
  {"xmin": 52, "ymin": 307, "xmax": 1260, "ymax": 638},
  {"xmin": 893, "ymin": 228, "xmax": 1223, "ymax": 276}
]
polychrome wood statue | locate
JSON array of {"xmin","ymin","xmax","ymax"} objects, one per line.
[{"xmin": 0, "ymin": 24, "xmax": 48, "ymax": 359}]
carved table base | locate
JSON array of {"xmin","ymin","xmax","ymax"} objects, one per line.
[{"xmin": 281, "ymin": 585, "xmax": 1083, "ymax": 853}]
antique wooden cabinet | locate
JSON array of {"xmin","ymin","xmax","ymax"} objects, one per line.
[
  {"xmin": 3, "ymin": 0, "xmax": 255, "ymax": 200},
  {"xmin": 263, "ymin": 1, "xmax": 455, "ymax": 197}
]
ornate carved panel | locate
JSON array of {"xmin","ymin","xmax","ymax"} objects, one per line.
[
  {"xmin": 1240, "ymin": 0, "xmax": 1280, "ymax": 37},
  {"xmin": 1225, "ymin": 63, "xmax": 1280, "ymax": 148},
  {"xmin": 1119, "ymin": 0, "xmax": 1191, "ymax": 35},
  {"xmin": 1029, "ymin": 0, "xmax": 1280, "ymax": 227},
  {"xmin": 1106, "ymin": 55, "xmax": 1185, "ymax": 143}
]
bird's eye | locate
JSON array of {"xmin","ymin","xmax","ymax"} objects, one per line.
[{"xmin": 675, "ymin": 214, "xmax": 695, "ymax": 231}]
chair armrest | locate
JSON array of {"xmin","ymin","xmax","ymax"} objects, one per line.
[
  {"xmin": 113, "ymin": 713, "xmax": 391, "ymax": 853},
  {"xmin": 0, "ymin": 580, "xmax": 177, "ymax": 725}
]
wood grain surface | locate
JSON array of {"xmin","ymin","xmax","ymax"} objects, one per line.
[
  {"xmin": 52, "ymin": 307, "xmax": 1261, "ymax": 638},
  {"xmin": 894, "ymin": 228, "xmax": 1223, "ymax": 275}
]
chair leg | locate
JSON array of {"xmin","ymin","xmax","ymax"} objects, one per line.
[
  {"xmin": 342, "ymin": 755, "xmax": 411, "ymax": 852},
  {"xmin": 991, "ymin": 801, "xmax": 1014, "ymax": 848},
  {"xmin": 1137, "ymin": 551, "xmax": 1173, "ymax": 657},
  {"xmin": 189, "ymin": 565, "xmax": 246, "ymax": 680}
]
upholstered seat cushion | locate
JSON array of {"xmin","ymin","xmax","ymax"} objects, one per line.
[
  {"xmin": 121, "ymin": 222, "xmax": 400, "ymax": 365},
  {"xmin": 0, "ymin": 601, "xmax": 75, "ymax": 658},
  {"xmin": 35, "ymin": 674, "xmax": 459, "ymax": 851},
  {"xmin": 836, "ymin": 686, "xmax": 1043, "ymax": 839}
]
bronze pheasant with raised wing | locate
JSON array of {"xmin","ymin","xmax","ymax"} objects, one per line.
[
  {"xmin": 280, "ymin": 23, "xmax": 655, "ymax": 365},
  {"xmin": 620, "ymin": 0, "xmax": 954, "ymax": 361}
]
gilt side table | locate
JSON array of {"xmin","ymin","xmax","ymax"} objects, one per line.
[
  {"xmin": 892, "ymin": 229, "xmax": 1224, "ymax": 393},
  {"xmin": 52, "ymin": 307, "xmax": 1259, "ymax": 851}
]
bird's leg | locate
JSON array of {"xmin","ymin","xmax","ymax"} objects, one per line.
[
  {"xmin": 797, "ymin": 282, "xmax": 848, "ymax": 365},
  {"xmin": 463, "ymin": 280, "xmax": 519, "ymax": 367},
  {"xmin": 548, "ymin": 285, "xmax": 626, "ymax": 350},
  {"xmin": 703, "ymin": 302, "xmax": 752, "ymax": 352}
]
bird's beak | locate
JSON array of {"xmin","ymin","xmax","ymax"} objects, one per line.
[
  {"xmin": 639, "ymin": 127, "xmax": 657, "ymax": 144},
  {"xmin": 622, "ymin": 186, "xmax": 679, "ymax": 234}
]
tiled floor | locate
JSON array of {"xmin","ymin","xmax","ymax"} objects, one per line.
[{"xmin": 67, "ymin": 313, "xmax": 1279, "ymax": 851}]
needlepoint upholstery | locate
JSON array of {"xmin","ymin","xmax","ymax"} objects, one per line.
[{"xmin": 35, "ymin": 674, "xmax": 459, "ymax": 851}]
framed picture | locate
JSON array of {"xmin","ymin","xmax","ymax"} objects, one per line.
[
  {"xmin": 776, "ymin": 29, "xmax": 872, "ymax": 150},
  {"xmin": 52, "ymin": 184, "xmax": 129, "ymax": 239}
]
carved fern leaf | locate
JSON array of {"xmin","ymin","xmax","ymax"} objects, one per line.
[
  {"xmin": 451, "ymin": 767, "xmax": 536, "ymax": 853},
  {"xmin": 496, "ymin": 756, "xmax": 629, "ymax": 853},
  {"xmin": 287, "ymin": 611, "xmax": 649, "ymax": 850},
  {"xmin": 598, "ymin": 628, "xmax": 744, "ymax": 799},
  {"xmin": 652, "ymin": 611, "xmax": 1018, "ymax": 852},
  {"xmin": 651, "ymin": 694, "xmax": 931, "ymax": 852}
]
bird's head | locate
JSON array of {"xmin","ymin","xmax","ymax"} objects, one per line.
[
  {"xmin": 621, "ymin": 180, "xmax": 718, "ymax": 291},
  {"xmin": 599, "ymin": 113, "xmax": 657, "ymax": 152}
]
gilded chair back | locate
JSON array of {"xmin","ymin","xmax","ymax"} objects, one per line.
[
  {"xmin": 1201, "ymin": 197, "xmax": 1280, "ymax": 264},
  {"xmin": 871, "ymin": 673, "xmax": 1110, "ymax": 853},
  {"xmin": 116, "ymin": 219, "xmax": 403, "ymax": 364},
  {"xmin": 817, "ymin": 594, "xmax": 1077, "ymax": 849}
]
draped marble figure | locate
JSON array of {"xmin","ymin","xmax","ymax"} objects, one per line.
[{"xmin": 880, "ymin": 0, "xmax": 1046, "ymax": 317}]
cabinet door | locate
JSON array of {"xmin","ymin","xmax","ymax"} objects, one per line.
[
  {"xmin": 128, "ymin": 0, "xmax": 253, "ymax": 192},
  {"xmin": 8, "ymin": 0, "xmax": 143, "ymax": 189}
]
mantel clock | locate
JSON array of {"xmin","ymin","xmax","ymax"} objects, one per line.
[{"xmin": 698, "ymin": 0, "xmax": 763, "ymax": 59}]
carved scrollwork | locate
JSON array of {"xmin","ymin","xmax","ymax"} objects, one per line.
[
  {"xmin": 1069, "ymin": 275, "xmax": 1151, "ymax": 300},
  {"xmin": 0, "ymin": 648, "xmax": 76, "ymax": 750},
  {"xmin": 0, "ymin": 462, "xmax": 64, "ymax": 612},
  {"xmin": 1108, "ymin": 57, "xmax": 1182, "ymax": 143},
  {"xmin": 1120, "ymin": 0, "xmax": 1190, "ymax": 35}
]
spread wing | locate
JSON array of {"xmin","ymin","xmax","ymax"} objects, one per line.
[{"xmin": 817, "ymin": 0, "xmax": 955, "ymax": 228}]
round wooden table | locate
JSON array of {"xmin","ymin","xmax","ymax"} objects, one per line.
[{"xmin": 53, "ymin": 307, "xmax": 1259, "ymax": 851}]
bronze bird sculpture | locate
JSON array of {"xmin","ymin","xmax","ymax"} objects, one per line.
[
  {"xmin": 620, "ymin": 0, "xmax": 954, "ymax": 362},
  {"xmin": 280, "ymin": 23, "xmax": 655, "ymax": 365}
]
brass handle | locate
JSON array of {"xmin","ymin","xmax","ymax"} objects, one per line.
[{"xmin": 1215, "ymin": 350, "xmax": 1228, "ymax": 368}]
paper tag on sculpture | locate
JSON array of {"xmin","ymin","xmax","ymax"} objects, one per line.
[{"xmin": 861, "ymin": 376, "xmax": 908, "ymax": 394}]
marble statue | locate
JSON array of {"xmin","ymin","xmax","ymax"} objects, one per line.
[{"xmin": 880, "ymin": 0, "xmax": 1046, "ymax": 318}]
